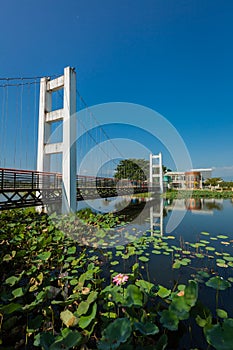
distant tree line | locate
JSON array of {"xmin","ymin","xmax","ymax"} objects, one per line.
[
  {"xmin": 205, "ymin": 177, "xmax": 233, "ymax": 189},
  {"xmin": 114, "ymin": 159, "xmax": 171, "ymax": 182}
]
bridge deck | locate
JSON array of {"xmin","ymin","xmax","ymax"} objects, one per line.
[{"xmin": 0, "ymin": 168, "xmax": 154, "ymax": 210}]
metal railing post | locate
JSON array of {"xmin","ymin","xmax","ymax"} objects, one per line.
[
  {"xmin": 32, "ymin": 172, "xmax": 34, "ymax": 190},
  {"xmin": 1, "ymin": 169, "xmax": 3, "ymax": 190},
  {"xmin": 14, "ymin": 172, "xmax": 16, "ymax": 189}
]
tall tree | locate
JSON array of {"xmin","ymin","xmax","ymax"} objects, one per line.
[{"xmin": 114, "ymin": 159, "xmax": 149, "ymax": 181}]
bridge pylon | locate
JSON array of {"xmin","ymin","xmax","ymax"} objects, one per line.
[
  {"xmin": 149, "ymin": 152, "xmax": 163, "ymax": 193},
  {"xmin": 37, "ymin": 66, "xmax": 77, "ymax": 213}
]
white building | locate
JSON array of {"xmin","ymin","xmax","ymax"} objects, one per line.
[{"xmin": 165, "ymin": 168, "xmax": 212, "ymax": 189}]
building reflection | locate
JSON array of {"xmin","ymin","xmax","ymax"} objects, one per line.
[{"xmin": 165, "ymin": 198, "xmax": 223, "ymax": 214}]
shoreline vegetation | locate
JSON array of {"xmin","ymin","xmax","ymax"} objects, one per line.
[
  {"xmin": 162, "ymin": 189, "xmax": 233, "ymax": 200},
  {"xmin": 0, "ymin": 195, "xmax": 233, "ymax": 348}
]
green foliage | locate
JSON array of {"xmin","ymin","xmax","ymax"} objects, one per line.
[
  {"xmin": 0, "ymin": 208, "xmax": 233, "ymax": 349},
  {"xmin": 204, "ymin": 319, "xmax": 233, "ymax": 350},
  {"xmin": 164, "ymin": 189, "xmax": 233, "ymax": 199},
  {"xmin": 204, "ymin": 177, "xmax": 223, "ymax": 186},
  {"xmin": 114, "ymin": 158, "xmax": 149, "ymax": 181},
  {"xmin": 219, "ymin": 181, "xmax": 233, "ymax": 189},
  {"xmin": 205, "ymin": 276, "xmax": 231, "ymax": 290},
  {"xmin": 98, "ymin": 318, "xmax": 132, "ymax": 349}
]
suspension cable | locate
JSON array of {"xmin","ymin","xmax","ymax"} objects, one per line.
[{"xmin": 76, "ymin": 89, "xmax": 125, "ymax": 160}]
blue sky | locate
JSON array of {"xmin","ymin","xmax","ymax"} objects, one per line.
[{"xmin": 0, "ymin": 0, "xmax": 233, "ymax": 179}]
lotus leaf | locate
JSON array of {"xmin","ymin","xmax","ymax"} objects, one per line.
[
  {"xmin": 172, "ymin": 261, "xmax": 181, "ymax": 269},
  {"xmin": 134, "ymin": 321, "xmax": 159, "ymax": 335},
  {"xmin": 204, "ymin": 318, "xmax": 233, "ymax": 350},
  {"xmin": 184, "ymin": 280, "xmax": 198, "ymax": 307},
  {"xmin": 49, "ymin": 328, "xmax": 82, "ymax": 350},
  {"xmin": 157, "ymin": 285, "xmax": 171, "ymax": 298},
  {"xmin": 135, "ymin": 279, "xmax": 154, "ymax": 294},
  {"xmin": 138, "ymin": 256, "xmax": 149, "ymax": 262},
  {"xmin": 60, "ymin": 310, "xmax": 78, "ymax": 327},
  {"xmin": 78, "ymin": 302, "xmax": 97, "ymax": 329},
  {"xmin": 123, "ymin": 285, "xmax": 143, "ymax": 307},
  {"xmin": 98, "ymin": 318, "xmax": 131, "ymax": 350},
  {"xmin": 205, "ymin": 276, "xmax": 231, "ymax": 290},
  {"xmin": 36, "ymin": 251, "xmax": 51, "ymax": 261},
  {"xmin": 170, "ymin": 295, "xmax": 190, "ymax": 320},
  {"xmin": 34, "ymin": 332, "xmax": 55, "ymax": 349},
  {"xmin": 216, "ymin": 308, "xmax": 228, "ymax": 319},
  {"xmin": 155, "ymin": 334, "xmax": 168, "ymax": 350},
  {"xmin": 160, "ymin": 309, "xmax": 179, "ymax": 331},
  {"xmin": 76, "ymin": 301, "xmax": 89, "ymax": 316}
]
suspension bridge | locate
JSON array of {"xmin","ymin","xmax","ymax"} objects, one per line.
[{"xmin": 0, "ymin": 66, "xmax": 163, "ymax": 211}]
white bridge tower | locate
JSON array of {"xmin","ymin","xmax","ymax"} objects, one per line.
[
  {"xmin": 149, "ymin": 152, "xmax": 163, "ymax": 193},
  {"xmin": 37, "ymin": 66, "xmax": 77, "ymax": 213}
]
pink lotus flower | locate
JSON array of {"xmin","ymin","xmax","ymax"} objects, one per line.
[{"xmin": 112, "ymin": 273, "xmax": 129, "ymax": 286}]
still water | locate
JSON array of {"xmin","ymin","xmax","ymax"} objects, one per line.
[
  {"xmin": 76, "ymin": 196, "xmax": 233, "ymax": 348},
  {"xmin": 77, "ymin": 195, "xmax": 233, "ymax": 239},
  {"xmin": 76, "ymin": 195, "xmax": 233, "ymax": 288}
]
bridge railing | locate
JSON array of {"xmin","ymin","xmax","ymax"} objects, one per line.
[
  {"xmin": 0, "ymin": 168, "xmax": 62, "ymax": 191},
  {"xmin": 76, "ymin": 175, "xmax": 148, "ymax": 189},
  {"xmin": 0, "ymin": 168, "xmax": 149, "ymax": 192}
]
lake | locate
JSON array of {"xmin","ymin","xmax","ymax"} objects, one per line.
[{"xmin": 75, "ymin": 195, "xmax": 233, "ymax": 348}]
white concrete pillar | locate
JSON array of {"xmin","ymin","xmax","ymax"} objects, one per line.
[
  {"xmin": 62, "ymin": 67, "xmax": 77, "ymax": 213},
  {"xmin": 158, "ymin": 152, "xmax": 163, "ymax": 193},
  {"xmin": 37, "ymin": 67, "xmax": 77, "ymax": 213},
  {"xmin": 149, "ymin": 152, "xmax": 163, "ymax": 193},
  {"xmin": 37, "ymin": 77, "xmax": 52, "ymax": 173},
  {"xmin": 149, "ymin": 153, "xmax": 153, "ymax": 187}
]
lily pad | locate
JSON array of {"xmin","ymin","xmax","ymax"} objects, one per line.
[
  {"xmin": 160, "ymin": 309, "xmax": 179, "ymax": 331},
  {"xmin": 60, "ymin": 310, "xmax": 78, "ymax": 327},
  {"xmin": 200, "ymin": 232, "xmax": 210, "ymax": 236},
  {"xmin": 205, "ymin": 246, "xmax": 215, "ymax": 251},
  {"xmin": 50, "ymin": 328, "xmax": 82, "ymax": 350},
  {"xmin": 224, "ymin": 256, "xmax": 233, "ymax": 262},
  {"xmin": 134, "ymin": 321, "xmax": 159, "ymax": 335},
  {"xmin": 152, "ymin": 250, "xmax": 161, "ymax": 255},
  {"xmin": 76, "ymin": 301, "xmax": 89, "ymax": 316},
  {"xmin": 197, "ymin": 270, "xmax": 210, "ymax": 278},
  {"xmin": 200, "ymin": 240, "xmax": 209, "ymax": 244},
  {"xmin": 184, "ymin": 280, "xmax": 198, "ymax": 307},
  {"xmin": 98, "ymin": 318, "xmax": 131, "ymax": 350},
  {"xmin": 78, "ymin": 302, "xmax": 97, "ymax": 329},
  {"xmin": 170, "ymin": 295, "xmax": 190, "ymax": 320},
  {"xmin": 138, "ymin": 256, "xmax": 149, "ymax": 262},
  {"xmin": 172, "ymin": 261, "xmax": 181, "ymax": 269},
  {"xmin": 216, "ymin": 262, "xmax": 228, "ymax": 268},
  {"xmin": 205, "ymin": 276, "xmax": 231, "ymax": 290},
  {"xmin": 216, "ymin": 308, "xmax": 228, "ymax": 319},
  {"xmin": 124, "ymin": 285, "xmax": 143, "ymax": 307},
  {"xmin": 195, "ymin": 253, "xmax": 204, "ymax": 259},
  {"xmin": 36, "ymin": 251, "xmax": 51, "ymax": 261},
  {"xmin": 217, "ymin": 235, "xmax": 229, "ymax": 239},
  {"xmin": 135, "ymin": 279, "xmax": 154, "ymax": 294},
  {"xmin": 157, "ymin": 285, "xmax": 171, "ymax": 298},
  {"xmin": 155, "ymin": 334, "xmax": 168, "ymax": 350},
  {"xmin": 205, "ymin": 318, "xmax": 233, "ymax": 350}
]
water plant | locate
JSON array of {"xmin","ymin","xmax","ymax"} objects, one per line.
[{"xmin": 0, "ymin": 208, "xmax": 233, "ymax": 349}]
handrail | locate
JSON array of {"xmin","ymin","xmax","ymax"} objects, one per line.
[
  {"xmin": 0, "ymin": 168, "xmax": 62, "ymax": 190},
  {"xmin": 0, "ymin": 168, "xmax": 148, "ymax": 191},
  {"xmin": 0, "ymin": 167, "xmax": 62, "ymax": 176}
]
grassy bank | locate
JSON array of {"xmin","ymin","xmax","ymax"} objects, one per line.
[{"xmin": 163, "ymin": 189, "xmax": 233, "ymax": 200}]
